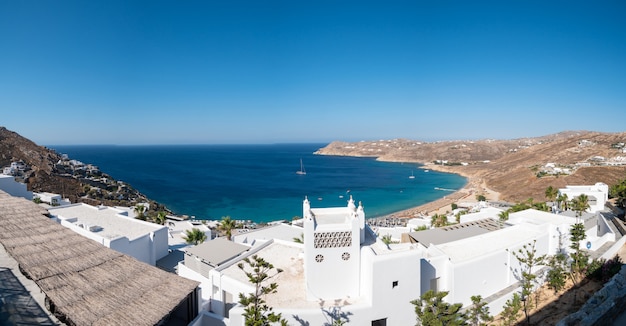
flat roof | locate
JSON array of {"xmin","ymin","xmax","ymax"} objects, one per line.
[
  {"xmin": 49, "ymin": 203, "xmax": 164, "ymax": 240},
  {"xmin": 408, "ymin": 226, "xmax": 489, "ymax": 246},
  {"xmin": 186, "ymin": 238, "xmax": 250, "ymax": 267},
  {"xmin": 508, "ymin": 209, "xmax": 580, "ymax": 225},
  {"xmin": 435, "ymin": 224, "xmax": 544, "ymax": 263},
  {"xmin": 406, "ymin": 219, "xmax": 501, "ymax": 246}
]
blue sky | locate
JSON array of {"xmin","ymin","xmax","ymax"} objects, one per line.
[{"xmin": 1, "ymin": 1, "xmax": 625, "ymax": 145}]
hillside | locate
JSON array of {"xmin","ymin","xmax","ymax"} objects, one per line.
[
  {"xmin": 0, "ymin": 127, "xmax": 155, "ymax": 209},
  {"xmin": 316, "ymin": 131, "xmax": 626, "ymax": 203}
]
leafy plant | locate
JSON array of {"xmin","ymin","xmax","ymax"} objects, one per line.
[
  {"xmin": 465, "ymin": 295, "xmax": 492, "ymax": 326},
  {"xmin": 499, "ymin": 293, "xmax": 522, "ymax": 326},
  {"xmin": 182, "ymin": 228, "xmax": 207, "ymax": 245},
  {"xmin": 411, "ymin": 290, "xmax": 466, "ymax": 326},
  {"xmin": 238, "ymin": 255, "xmax": 287, "ymax": 326},
  {"xmin": 512, "ymin": 240, "xmax": 546, "ymax": 317},
  {"xmin": 547, "ymin": 253, "xmax": 568, "ymax": 294}
]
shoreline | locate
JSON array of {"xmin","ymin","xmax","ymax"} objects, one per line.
[{"xmin": 374, "ymin": 165, "xmax": 501, "ymax": 220}]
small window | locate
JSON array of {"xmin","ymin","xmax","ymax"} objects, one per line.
[
  {"xmin": 372, "ymin": 318, "xmax": 387, "ymax": 326},
  {"xmin": 315, "ymin": 254, "xmax": 324, "ymax": 263},
  {"xmin": 392, "ymin": 281, "xmax": 398, "ymax": 288},
  {"xmin": 342, "ymin": 252, "xmax": 350, "ymax": 261}
]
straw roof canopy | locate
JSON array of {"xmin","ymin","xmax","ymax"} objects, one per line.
[{"xmin": 0, "ymin": 191, "xmax": 199, "ymax": 326}]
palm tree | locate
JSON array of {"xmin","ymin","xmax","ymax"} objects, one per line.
[
  {"xmin": 431, "ymin": 213, "xmax": 448, "ymax": 228},
  {"xmin": 498, "ymin": 210, "xmax": 509, "ymax": 229},
  {"xmin": 293, "ymin": 233, "xmax": 304, "ymax": 244},
  {"xmin": 572, "ymin": 193, "xmax": 590, "ymax": 222},
  {"xmin": 218, "ymin": 216, "xmax": 238, "ymax": 241},
  {"xmin": 545, "ymin": 186, "xmax": 558, "ymax": 203},
  {"xmin": 557, "ymin": 193, "xmax": 569, "ymax": 211},
  {"xmin": 182, "ymin": 228, "xmax": 207, "ymax": 245},
  {"xmin": 134, "ymin": 204, "xmax": 146, "ymax": 220},
  {"xmin": 155, "ymin": 211, "xmax": 167, "ymax": 225}
]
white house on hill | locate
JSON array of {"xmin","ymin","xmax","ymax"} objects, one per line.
[
  {"xmin": 558, "ymin": 182, "xmax": 609, "ymax": 213},
  {"xmin": 48, "ymin": 203, "xmax": 169, "ymax": 265},
  {"xmin": 186, "ymin": 195, "xmax": 625, "ymax": 326}
]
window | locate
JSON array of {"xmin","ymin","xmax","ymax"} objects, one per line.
[
  {"xmin": 392, "ymin": 281, "xmax": 398, "ymax": 288},
  {"xmin": 315, "ymin": 254, "xmax": 324, "ymax": 263},
  {"xmin": 372, "ymin": 318, "xmax": 387, "ymax": 326},
  {"xmin": 342, "ymin": 252, "xmax": 350, "ymax": 261}
]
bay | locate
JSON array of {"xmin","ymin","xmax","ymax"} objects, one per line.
[{"xmin": 51, "ymin": 144, "xmax": 467, "ymax": 223}]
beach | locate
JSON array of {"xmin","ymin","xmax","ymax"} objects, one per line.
[{"xmin": 381, "ymin": 166, "xmax": 501, "ymax": 219}]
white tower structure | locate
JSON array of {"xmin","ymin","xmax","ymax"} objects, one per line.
[{"xmin": 303, "ymin": 196, "xmax": 365, "ymax": 301}]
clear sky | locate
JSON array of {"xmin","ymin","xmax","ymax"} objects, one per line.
[{"xmin": 1, "ymin": 1, "xmax": 625, "ymax": 145}]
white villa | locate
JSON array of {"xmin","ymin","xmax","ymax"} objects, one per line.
[
  {"xmin": 183, "ymin": 189, "xmax": 625, "ymax": 326},
  {"xmin": 0, "ymin": 174, "xmax": 32, "ymax": 200},
  {"xmin": 558, "ymin": 182, "xmax": 609, "ymax": 213},
  {"xmin": 48, "ymin": 203, "xmax": 169, "ymax": 265},
  {"xmin": 33, "ymin": 191, "xmax": 71, "ymax": 206}
]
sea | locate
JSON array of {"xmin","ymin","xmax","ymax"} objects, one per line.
[{"xmin": 50, "ymin": 144, "xmax": 467, "ymax": 223}]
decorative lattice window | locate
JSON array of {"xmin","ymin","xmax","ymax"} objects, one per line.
[
  {"xmin": 315, "ymin": 254, "xmax": 324, "ymax": 263},
  {"xmin": 342, "ymin": 252, "xmax": 350, "ymax": 261},
  {"xmin": 313, "ymin": 231, "xmax": 352, "ymax": 248}
]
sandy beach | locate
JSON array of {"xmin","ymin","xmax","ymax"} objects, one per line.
[{"xmin": 382, "ymin": 166, "xmax": 501, "ymax": 219}]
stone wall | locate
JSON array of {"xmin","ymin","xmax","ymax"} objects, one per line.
[{"xmin": 557, "ymin": 265, "xmax": 626, "ymax": 326}]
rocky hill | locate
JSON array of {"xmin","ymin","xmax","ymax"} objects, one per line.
[
  {"xmin": 316, "ymin": 131, "xmax": 626, "ymax": 203},
  {"xmin": 0, "ymin": 126, "xmax": 157, "ymax": 209}
]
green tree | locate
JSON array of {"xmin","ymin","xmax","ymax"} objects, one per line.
[
  {"xmin": 557, "ymin": 193, "xmax": 569, "ymax": 211},
  {"xmin": 218, "ymin": 216, "xmax": 238, "ymax": 241},
  {"xmin": 182, "ymin": 228, "xmax": 207, "ymax": 245},
  {"xmin": 431, "ymin": 214, "xmax": 448, "ymax": 228},
  {"xmin": 134, "ymin": 204, "xmax": 146, "ymax": 220},
  {"xmin": 569, "ymin": 223, "xmax": 589, "ymax": 284},
  {"xmin": 544, "ymin": 186, "xmax": 558, "ymax": 203},
  {"xmin": 476, "ymin": 194, "xmax": 486, "ymax": 202},
  {"xmin": 466, "ymin": 295, "xmax": 493, "ymax": 326},
  {"xmin": 609, "ymin": 178, "xmax": 626, "ymax": 207},
  {"xmin": 498, "ymin": 210, "xmax": 509, "ymax": 229},
  {"xmin": 546, "ymin": 253, "xmax": 568, "ymax": 294},
  {"xmin": 499, "ymin": 293, "xmax": 522, "ymax": 326},
  {"xmin": 237, "ymin": 255, "xmax": 287, "ymax": 326},
  {"xmin": 155, "ymin": 211, "xmax": 167, "ymax": 225},
  {"xmin": 411, "ymin": 290, "xmax": 466, "ymax": 326},
  {"xmin": 512, "ymin": 240, "xmax": 546, "ymax": 322},
  {"xmin": 571, "ymin": 194, "xmax": 590, "ymax": 222}
]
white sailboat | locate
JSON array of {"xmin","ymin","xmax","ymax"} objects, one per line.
[
  {"xmin": 409, "ymin": 170, "xmax": 415, "ymax": 179},
  {"xmin": 296, "ymin": 158, "xmax": 306, "ymax": 175}
]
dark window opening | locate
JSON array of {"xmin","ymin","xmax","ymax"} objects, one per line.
[
  {"xmin": 392, "ymin": 281, "xmax": 398, "ymax": 288},
  {"xmin": 372, "ymin": 318, "xmax": 387, "ymax": 326}
]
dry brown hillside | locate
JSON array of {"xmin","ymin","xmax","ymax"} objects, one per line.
[{"xmin": 316, "ymin": 131, "xmax": 626, "ymax": 203}]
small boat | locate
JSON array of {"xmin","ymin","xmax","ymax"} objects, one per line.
[
  {"xmin": 424, "ymin": 169, "xmax": 430, "ymax": 172},
  {"xmin": 296, "ymin": 158, "xmax": 306, "ymax": 175},
  {"xmin": 409, "ymin": 171, "xmax": 415, "ymax": 179}
]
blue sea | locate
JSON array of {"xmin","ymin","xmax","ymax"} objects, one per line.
[{"xmin": 51, "ymin": 144, "xmax": 466, "ymax": 223}]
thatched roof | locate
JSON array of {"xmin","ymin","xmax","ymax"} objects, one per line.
[{"xmin": 0, "ymin": 191, "xmax": 199, "ymax": 326}]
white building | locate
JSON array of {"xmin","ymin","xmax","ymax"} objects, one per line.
[
  {"xmin": 33, "ymin": 191, "xmax": 71, "ymax": 206},
  {"xmin": 48, "ymin": 203, "xmax": 169, "ymax": 265},
  {"xmin": 558, "ymin": 182, "xmax": 609, "ymax": 213},
  {"xmin": 0, "ymin": 174, "xmax": 32, "ymax": 200},
  {"xmin": 186, "ymin": 196, "xmax": 625, "ymax": 326}
]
